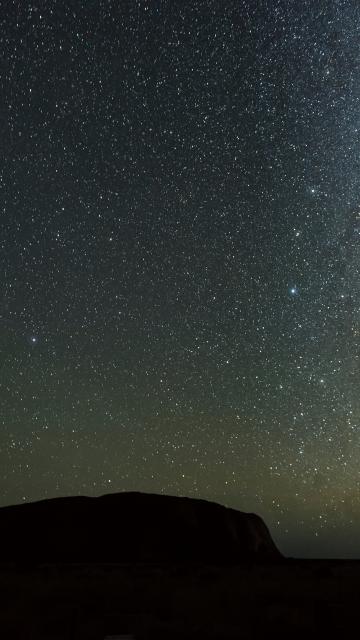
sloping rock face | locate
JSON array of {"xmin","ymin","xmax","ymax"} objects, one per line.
[{"xmin": 0, "ymin": 492, "xmax": 282, "ymax": 563}]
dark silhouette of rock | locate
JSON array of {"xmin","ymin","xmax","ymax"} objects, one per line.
[{"xmin": 0, "ymin": 492, "xmax": 282, "ymax": 564}]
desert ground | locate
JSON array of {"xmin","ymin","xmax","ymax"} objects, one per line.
[{"xmin": 1, "ymin": 558, "xmax": 360, "ymax": 639}]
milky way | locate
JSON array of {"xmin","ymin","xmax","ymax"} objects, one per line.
[{"xmin": 0, "ymin": 0, "xmax": 359, "ymax": 557}]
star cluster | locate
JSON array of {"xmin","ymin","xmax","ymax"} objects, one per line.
[{"xmin": 0, "ymin": 0, "xmax": 359, "ymax": 557}]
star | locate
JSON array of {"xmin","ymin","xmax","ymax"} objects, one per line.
[{"xmin": 289, "ymin": 286, "xmax": 300, "ymax": 297}]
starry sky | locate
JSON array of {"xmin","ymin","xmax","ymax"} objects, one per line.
[{"xmin": 0, "ymin": 0, "xmax": 359, "ymax": 558}]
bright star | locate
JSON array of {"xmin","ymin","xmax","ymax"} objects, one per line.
[{"xmin": 289, "ymin": 285, "xmax": 299, "ymax": 297}]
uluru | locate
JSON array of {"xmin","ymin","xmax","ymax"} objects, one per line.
[{"xmin": 0, "ymin": 492, "xmax": 282, "ymax": 564}]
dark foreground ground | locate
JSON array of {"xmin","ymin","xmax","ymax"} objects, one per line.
[{"xmin": 1, "ymin": 559, "xmax": 360, "ymax": 639}]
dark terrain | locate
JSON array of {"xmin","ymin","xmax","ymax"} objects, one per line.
[{"xmin": 0, "ymin": 493, "xmax": 358, "ymax": 638}]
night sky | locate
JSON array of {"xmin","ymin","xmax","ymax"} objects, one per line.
[{"xmin": 0, "ymin": 0, "xmax": 359, "ymax": 558}]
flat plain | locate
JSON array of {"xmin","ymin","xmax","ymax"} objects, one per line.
[{"xmin": 1, "ymin": 559, "xmax": 359, "ymax": 639}]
